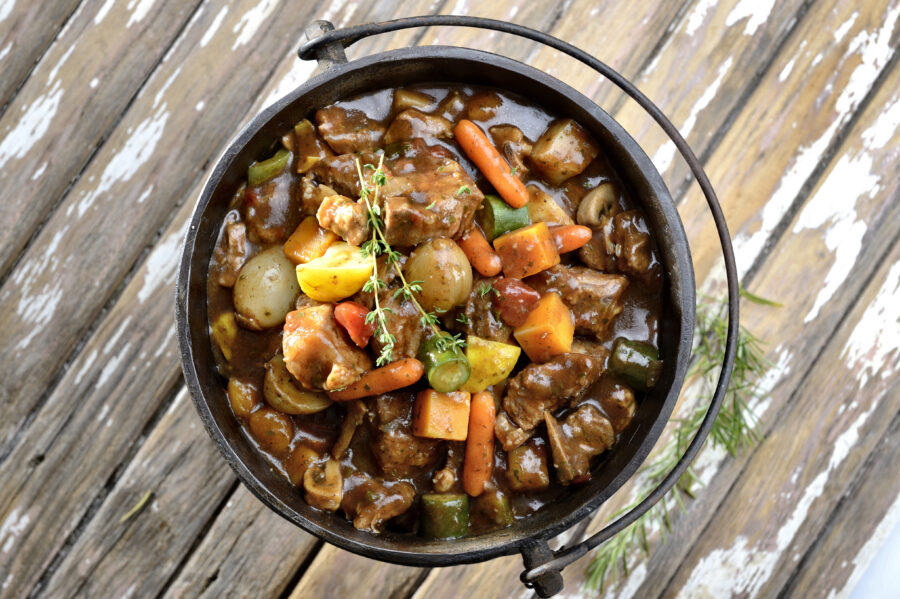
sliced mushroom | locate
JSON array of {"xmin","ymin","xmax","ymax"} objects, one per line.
[
  {"xmin": 576, "ymin": 183, "xmax": 617, "ymax": 227},
  {"xmin": 332, "ymin": 400, "xmax": 367, "ymax": 458},
  {"xmin": 263, "ymin": 354, "xmax": 333, "ymax": 415},
  {"xmin": 304, "ymin": 459, "xmax": 343, "ymax": 511},
  {"xmin": 432, "ymin": 442, "xmax": 465, "ymax": 493}
]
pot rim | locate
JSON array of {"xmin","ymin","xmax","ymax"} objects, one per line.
[{"xmin": 176, "ymin": 44, "xmax": 695, "ymax": 567}]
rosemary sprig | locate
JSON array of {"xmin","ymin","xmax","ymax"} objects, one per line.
[
  {"xmin": 356, "ymin": 157, "xmax": 465, "ymax": 362},
  {"xmin": 585, "ymin": 290, "xmax": 776, "ymax": 591}
]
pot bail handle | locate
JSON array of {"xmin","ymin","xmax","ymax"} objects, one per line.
[{"xmin": 300, "ymin": 15, "xmax": 739, "ymax": 597}]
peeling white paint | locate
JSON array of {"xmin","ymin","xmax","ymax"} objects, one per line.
[
  {"xmin": 259, "ymin": 59, "xmax": 318, "ymax": 110},
  {"xmin": 0, "ymin": 0, "xmax": 14, "ymax": 23},
  {"xmin": 0, "ymin": 508, "xmax": 30, "ymax": 555},
  {"xmin": 834, "ymin": 12, "xmax": 859, "ymax": 44},
  {"xmin": 0, "ymin": 41, "xmax": 12, "ymax": 61},
  {"xmin": 31, "ymin": 160, "xmax": 48, "ymax": 181},
  {"xmin": 153, "ymin": 66, "xmax": 182, "ymax": 109},
  {"xmin": 195, "ymin": 100, "xmax": 205, "ymax": 111},
  {"xmin": 96, "ymin": 403, "xmax": 110, "ymax": 422},
  {"xmin": 0, "ymin": 80, "xmax": 63, "ymax": 170},
  {"xmin": 685, "ymin": 0, "xmax": 717, "ymax": 36},
  {"xmin": 126, "ymin": 0, "xmax": 156, "ymax": 28},
  {"xmin": 97, "ymin": 349, "xmax": 128, "ymax": 388},
  {"xmin": 136, "ymin": 185, "xmax": 153, "ymax": 204},
  {"xmin": 106, "ymin": 315, "xmax": 133, "ymax": 350},
  {"xmin": 841, "ymin": 259, "xmax": 900, "ymax": 388},
  {"xmin": 73, "ymin": 348, "xmax": 99, "ymax": 386},
  {"xmin": 232, "ymin": 0, "xmax": 278, "ymax": 49},
  {"xmin": 90, "ymin": 77, "xmax": 99, "ymax": 89},
  {"xmin": 778, "ymin": 57, "xmax": 796, "ymax": 82},
  {"xmin": 94, "ymin": 0, "xmax": 115, "ymax": 25},
  {"xmin": 138, "ymin": 227, "xmax": 183, "ymax": 304},
  {"xmin": 200, "ymin": 6, "xmax": 228, "ymax": 47},
  {"xmin": 652, "ymin": 56, "xmax": 733, "ymax": 173},
  {"xmin": 725, "ymin": 0, "xmax": 776, "ymax": 35}
]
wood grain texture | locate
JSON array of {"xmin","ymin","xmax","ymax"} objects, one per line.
[
  {"xmin": 0, "ymin": 0, "xmax": 203, "ymax": 279},
  {"xmin": 0, "ymin": 0, "xmax": 81, "ymax": 112}
]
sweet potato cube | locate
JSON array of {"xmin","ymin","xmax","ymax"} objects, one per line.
[
  {"xmin": 492, "ymin": 222, "xmax": 560, "ymax": 279},
  {"xmin": 513, "ymin": 292, "xmax": 574, "ymax": 362},
  {"xmin": 412, "ymin": 389, "xmax": 471, "ymax": 441},
  {"xmin": 283, "ymin": 216, "xmax": 338, "ymax": 264}
]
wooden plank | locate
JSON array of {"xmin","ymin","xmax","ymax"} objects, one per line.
[
  {"xmin": 0, "ymin": 0, "xmax": 204, "ymax": 278},
  {"xmin": 0, "ymin": 0, "xmax": 357, "ymax": 453},
  {"xmin": 161, "ymin": 485, "xmax": 318, "ymax": 599},
  {"xmin": 287, "ymin": 545, "xmax": 425, "ymax": 599},
  {"xmin": 557, "ymin": 31, "xmax": 900, "ymax": 597},
  {"xmin": 786, "ymin": 415, "xmax": 900, "ymax": 598},
  {"xmin": 0, "ymin": 0, "xmax": 81, "ymax": 111}
]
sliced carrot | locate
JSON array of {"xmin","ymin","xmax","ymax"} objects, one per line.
[
  {"xmin": 462, "ymin": 391, "xmax": 496, "ymax": 496},
  {"xmin": 454, "ymin": 119, "xmax": 528, "ymax": 209},
  {"xmin": 492, "ymin": 222, "xmax": 560, "ymax": 279},
  {"xmin": 549, "ymin": 224, "xmax": 593, "ymax": 253},
  {"xmin": 328, "ymin": 358, "xmax": 424, "ymax": 401},
  {"xmin": 334, "ymin": 301, "xmax": 375, "ymax": 348},
  {"xmin": 458, "ymin": 226, "xmax": 502, "ymax": 277}
]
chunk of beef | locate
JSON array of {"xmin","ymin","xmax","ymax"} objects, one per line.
[
  {"xmin": 316, "ymin": 106, "xmax": 385, "ymax": 154},
  {"xmin": 308, "ymin": 152, "xmax": 374, "ymax": 198},
  {"xmin": 544, "ymin": 405, "xmax": 615, "ymax": 484},
  {"xmin": 300, "ymin": 174, "xmax": 340, "ymax": 215},
  {"xmin": 571, "ymin": 338, "xmax": 610, "ymax": 365},
  {"xmin": 341, "ymin": 477, "xmax": 416, "ymax": 532},
  {"xmin": 282, "ymin": 305, "xmax": 372, "ymax": 391},
  {"xmin": 494, "ymin": 410, "xmax": 533, "ymax": 452},
  {"xmin": 384, "ymin": 108, "xmax": 453, "ymax": 145},
  {"xmin": 503, "ymin": 353, "xmax": 604, "ymax": 431},
  {"xmin": 528, "ymin": 265, "xmax": 629, "ymax": 340},
  {"xmin": 461, "ymin": 276, "xmax": 512, "ymax": 343},
  {"xmin": 214, "ymin": 210, "xmax": 251, "ymax": 287},
  {"xmin": 242, "ymin": 172, "xmax": 298, "ymax": 244},
  {"xmin": 489, "ymin": 125, "xmax": 532, "ymax": 180},
  {"xmin": 596, "ymin": 377, "xmax": 636, "ymax": 433},
  {"xmin": 579, "ymin": 211, "xmax": 662, "ymax": 292},
  {"xmin": 315, "ymin": 194, "xmax": 369, "ymax": 245},
  {"xmin": 370, "ymin": 292, "xmax": 427, "ymax": 361},
  {"xmin": 370, "ymin": 393, "xmax": 440, "ymax": 477},
  {"xmin": 529, "ymin": 118, "xmax": 599, "ymax": 185}
]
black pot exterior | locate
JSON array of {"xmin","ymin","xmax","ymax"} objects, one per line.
[{"xmin": 175, "ymin": 46, "xmax": 695, "ymax": 567}]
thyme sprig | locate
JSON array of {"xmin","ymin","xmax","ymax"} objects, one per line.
[
  {"xmin": 356, "ymin": 157, "xmax": 464, "ymax": 364},
  {"xmin": 585, "ymin": 289, "xmax": 776, "ymax": 592}
]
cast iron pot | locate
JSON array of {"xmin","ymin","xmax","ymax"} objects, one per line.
[{"xmin": 175, "ymin": 17, "xmax": 740, "ymax": 597}]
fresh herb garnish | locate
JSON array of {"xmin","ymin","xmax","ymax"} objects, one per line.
[
  {"xmin": 456, "ymin": 313, "xmax": 470, "ymax": 326},
  {"xmin": 477, "ymin": 282, "xmax": 500, "ymax": 297},
  {"xmin": 510, "ymin": 166, "xmax": 518, "ymax": 176},
  {"xmin": 456, "ymin": 185, "xmax": 471, "ymax": 196}
]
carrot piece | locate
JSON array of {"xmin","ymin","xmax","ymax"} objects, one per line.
[
  {"xmin": 334, "ymin": 301, "xmax": 375, "ymax": 348},
  {"xmin": 462, "ymin": 391, "xmax": 496, "ymax": 496},
  {"xmin": 492, "ymin": 222, "xmax": 560, "ymax": 279},
  {"xmin": 454, "ymin": 119, "xmax": 528, "ymax": 209},
  {"xmin": 458, "ymin": 226, "xmax": 502, "ymax": 277},
  {"xmin": 412, "ymin": 389, "xmax": 471, "ymax": 441},
  {"xmin": 283, "ymin": 216, "xmax": 338, "ymax": 264},
  {"xmin": 328, "ymin": 358, "xmax": 424, "ymax": 401},
  {"xmin": 549, "ymin": 224, "xmax": 593, "ymax": 253},
  {"xmin": 513, "ymin": 292, "xmax": 574, "ymax": 362}
]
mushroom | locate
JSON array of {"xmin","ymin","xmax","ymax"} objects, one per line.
[
  {"xmin": 432, "ymin": 442, "xmax": 465, "ymax": 493},
  {"xmin": 263, "ymin": 353, "xmax": 333, "ymax": 415},
  {"xmin": 576, "ymin": 182, "xmax": 617, "ymax": 227},
  {"xmin": 332, "ymin": 400, "xmax": 367, "ymax": 458},
  {"xmin": 304, "ymin": 460, "xmax": 343, "ymax": 511}
]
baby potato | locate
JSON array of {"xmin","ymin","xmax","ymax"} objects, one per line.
[
  {"xmin": 248, "ymin": 408, "xmax": 294, "ymax": 455},
  {"xmin": 403, "ymin": 238, "xmax": 473, "ymax": 313},
  {"xmin": 233, "ymin": 247, "xmax": 299, "ymax": 330},
  {"xmin": 295, "ymin": 242, "xmax": 373, "ymax": 302},
  {"xmin": 263, "ymin": 354, "xmax": 333, "ymax": 415}
]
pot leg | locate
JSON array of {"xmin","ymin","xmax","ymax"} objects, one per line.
[{"xmin": 520, "ymin": 539, "xmax": 564, "ymax": 597}]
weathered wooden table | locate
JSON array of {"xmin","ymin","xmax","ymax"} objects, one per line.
[{"xmin": 1, "ymin": 1, "xmax": 898, "ymax": 597}]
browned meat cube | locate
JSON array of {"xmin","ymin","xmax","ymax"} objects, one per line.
[
  {"xmin": 505, "ymin": 439, "xmax": 550, "ymax": 492},
  {"xmin": 315, "ymin": 194, "xmax": 369, "ymax": 246},
  {"xmin": 460, "ymin": 276, "xmax": 513, "ymax": 344},
  {"xmin": 494, "ymin": 410, "xmax": 533, "ymax": 452},
  {"xmin": 528, "ymin": 265, "xmax": 629, "ymax": 340},
  {"xmin": 282, "ymin": 305, "xmax": 372, "ymax": 391},
  {"xmin": 370, "ymin": 394, "xmax": 441, "ymax": 477},
  {"xmin": 369, "ymin": 292, "xmax": 427, "ymax": 361},
  {"xmin": 341, "ymin": 477, "xmax": 416, "ymax": 532},
  {"xmin": 545, "ymin": 405, "xmax": 615, "ymax": 484},
  {"xmin": 579, "ymin": 211, "xmax": 663, "ymax": 292},
  {"xmin": 383, "ymin": 108, "xmax": 453, "ymax": 145},
  {"xmin": 316, "ymin": 105, "xmax": 385, "ymax": 154},
  {"xmin": 300, "ymin": 174, "xmax": 340, "ymax": 216},
  {"xmin": 243, "ymin": 173, "xmax": 298, "ymax": 244},
  {"xmin": 503, "ymin": 352, "xmax": 604, "ymax": 430},
  {"xmin": 529, "ymin": 119, "xmax": 599, "ymax": 185},
  {"xmin": 213, "ymin": 210, "xmax": 251, "ymax": 287},
  {"xmin": 596, "ymin": 377, "xmax": 637, "ymax": 433}
]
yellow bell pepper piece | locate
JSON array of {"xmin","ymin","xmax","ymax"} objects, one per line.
[
  {"xmin": 210, "ymin": 311, "xmax": 238, "ymax": 362},
  {"xmin": 295, "ymin": 242, "xmax": 373, "ymax": 302},
  {"xmin": 513, "ymin": 292, "xmax": 573, "ymax": 362},
  {"xmin": 461, "ymin": 335, "xmax": 521, "ymax": 392}
]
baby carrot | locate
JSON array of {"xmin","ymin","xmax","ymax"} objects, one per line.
[
  {"xmin": 462, "ymin": 391, "xmax": 496, "ymax": 497},
  {"xmin": 458, "ymin": 226, "xmax": 502, "ymax": 277},
  {"xmin": 454, "ymin": 119, "xmax": 528, "ymax": 209},
  {"xmin": 549, "ymin": 224, "xmax": 593, "ymax": 253},
  {"xmin": 328, "ymin": 358, "xmax": 424, "ymax": 401}
]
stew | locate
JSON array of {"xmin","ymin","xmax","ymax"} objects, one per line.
[{"xmin": 207, "ymin": 84, "xmax": 664, "ymax": 538}]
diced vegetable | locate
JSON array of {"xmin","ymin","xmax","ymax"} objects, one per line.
[
  {"xmin": 283, "ymin": 216, "xmax": 338, "ymax": 264},
  {"xmin": 526, "ymin": 185, "xmax": 574, "ymax": 227},
  {"xmin": 248, "ymin": 149, "xmax": 291, "ymax": 187},
  {"xmin": 295, "ymin": 242, "xmax": 373, "ymax": 302},
  {"xmin": 285, "ymin": 444, "xmax": 321, "ymax": 486},
  {"xmin": 304, "ymin": 460, "xmax": 343, "ymax": 511},
  {"xmin": 492, "ymin": 278, "xmax": 541, "ymax": 327},
  {"xmin": 505, "ymin": 439, "xmax": 550, "ymax": 492},
  {"xmin": 211, "ymin": 311, "xmax": 238, "ymax": 361},
  {"xmin": 419, "ymin": 333, "xmax": 471, "ymax": 393},
  {"xmin": 513, "ymin": 292, "xmax": 574, "ymax": 362},
  {"xmin": 478, "ymin": 194, "xmax": 532, "ymax": 240},
  {"xmin": 392, "ymin": 88, "xmax": 436, "ymax": 112},
  {"xmin": 529, "ymin": 119, "xmax": 599, "ymax": 185},
  {"xmin": 403, "ymin": 238, "xmax": 473, "ymax": 313},
  {"xmin": 492, "ymin": 222, "xmax": 560, "ymax": 279},
  {"xmin": 420, "ymin": 493, "xmax": 469, "ymax": 539},
  {"xmin": 334, "ymin": 301, "xmax": 375, "ymax": 348},
  {"xmin": 328, "ymin": 358, "xmax": 425, "ymax": 401},
  {"xmin": 462, "ymin": 391, "xmax": 496, "ymax": 496},
  {"xmin": 466, "ymin": 90, "xmax": 502, "ymax": 121},
  {"xmin": 609, "ymin": 337, "xmax": 662, "ymax": 391},
  {"xmin": 248, "ymin": 408, "xmax": 294, "ymax": 455},
  {"xmin": 293, "ymin": 119, "xmax": 333, "ymax": 174},
  {"xmin": 233, "ymin": 247, "xmax": 300, "ymax": 330},
  {"xmin": 457, "ymin": 226, "xmax": 502, "ymax": 277},
  {"xmin": 454, "ymin": 119, "xmax": 529, "ymax": 209},
  {"xmin": 470, "ymin": 489, "xmax": 512, "ymax": 531},
  {"xmin": 412, "ymin": 389, "xmax": 471, "ymax": 441},
  {"xmin": 549, "ymin": 224, "xmax": 593, "ymax": 253},
  {"xmin": 576, "ymin": 182, "xmax": 616, "ymax": 226},
  {"xmin": 461, "ymin": 336, "xmax": 521, "ymax": 393},
  {"xmin": 264, "ymin": 354, "xmax": 333, "ymax": 415},
  {"xmin": 227, "ymin": 377, "xmax": 259, "ymax": 418}
]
